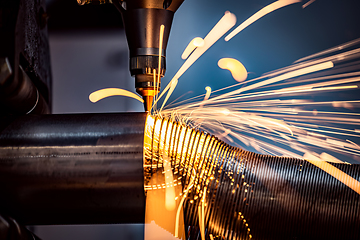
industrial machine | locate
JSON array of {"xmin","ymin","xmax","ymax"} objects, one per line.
[{"xmin": 1, "ymin": 0, "xmax": 360, "ymax": 239}]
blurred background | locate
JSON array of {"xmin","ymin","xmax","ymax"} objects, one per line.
[{"xmin": 34, "ymin": 0, "xmax": 360, "ymax": 239}]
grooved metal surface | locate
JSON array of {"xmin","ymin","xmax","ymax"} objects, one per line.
[{"xmin": 147, "ymin": 117, "xmax": 360, "ymax": 240}]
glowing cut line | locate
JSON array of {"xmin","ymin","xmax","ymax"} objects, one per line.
[
  {"xmin": 156, "ymin": 11, "xmax": 237, "ymax": 110},
  {"xmin": 218, "ymin": 58, "xmax": 247, "ymax": 82},
  {"xmin": 89, "ymin": 88, "xmax": 143, "ymax": 103},
  {"xmin": 304, "ymin": 153, "xmax": 360, "ymax": 195},
  {"xmin": 225, "ymin": 0, "xmax": 301, "ymax": 41},
  {"xmin": 181, "ymin": 37, "xmax": 205, "ymax": 60}
]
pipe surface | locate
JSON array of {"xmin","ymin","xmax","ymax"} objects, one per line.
[
  {"xmin": 146, "ymin": 117, "xmax": 360, "ymax": 240},
  {"xmin": 0, "ymin": 113, "xmax": 147, "ymax": 225}
]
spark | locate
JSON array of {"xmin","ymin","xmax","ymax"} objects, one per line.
[
  {"xmin": 204, "ymin": 86, "xmax": 212, "ymax": 101},
  {"xmin": 156, "ymin": 25, "xmax": 165, "ymax": 104},
  {"xmin": 89, "ymin": 88, "xmax": 143, "ymax": 103},
  {"xmin": 181, "ymin": 37, "xmax": 205, "ymax": 60},
  {"xmin": 199, "ymin": 86, "xmax": 212, "ymax": 109},
  {"xmin": 175, "ymin": 169, "xmax": 196, "ymax": 238},
  {"xmin": 155, "ymin": 11, "xmax": 237, "ymax": 110},
  {"xmin": 225, "ymin": 0, "xmax": 301, "ymax": 41},
  {"xmin": 264, "ymin": 48, "xmax": 360, "ymax": 78},
  {"xmin": 304, "ymin": 152, "xmax": 360, "ymax": 194},
  {"xmin": 145, "ymin": 16, "xmax": 360, "ymax": 239},
  {"xmin": 159, "ymin": 44, "xmax": 360, "ymax": 165},
  {"xmin": 180, "ymin": 61, "xmax": 334, "ymax": 109},
  {"xmin": 198, "ymin": 187, "xmax": 207, "ymax": 240},
  {"xmin": 218, "ymin": 58, "xmax": 248, "ymax": 82},
  {"xmin": 295, "ymin": 38, "xmax": 360, "ymax": 63},
  {"xmin": 302, "ymin": 0, "xmax": 316, "ymax": 8}
]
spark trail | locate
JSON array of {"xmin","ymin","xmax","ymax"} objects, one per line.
[{"xmin": 160, "ymin": 44, "xmax": 360, "ymax": 164}]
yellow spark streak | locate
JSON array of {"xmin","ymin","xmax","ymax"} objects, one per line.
[
  {"xmin": 181, "ymin": 37, "xmax": 205, "ymax": 60},
  {"xmin": 160, "ymin": 78, "xmax": 179, "ymax": 111},
  {"xmin": 347, "ymin": 139, "xmax": 360, "ymax": 149},
  {"xmin": 259, "ymin": 72, "xmax": 360, "ymax": 90},
  {"xmin": 304, "ymin": 153, "xmax": 360, "ymax": 195},
  {"xmin": 204, "ymin": 86, "xmax": 212, "ymax": 101},
  {"xmin": 155, "ymin": 11, "xmax": 237, "ymax": 109},
  {"xmin": 264, "ymin": 48, "xmax": 360, "ymax": 78},
  {"xmin": 295, "ymin": 38, "xmax": 360, "ymax": 63},
  {"xmin": 175, "ymin": 169, "xmax": 196, "ymax": 238},
  {"xmin": 89, "ymin": 88, "xmax": 143, "ymax": 103},
  {"xmin": 154, "ymin": 25, "xmax": 165, "ymax": 107},
  {"xmin": 218, "ymin": 58, "xmax": 248, "ymax": 82},
  {"xmin": 319, "ymin": 152, "xmax": 343, "ymax": 164},
  {"xmin": 153, "ymin": 69, "xmax": 157, "ymax": 109},
  {"xmin": 202, "ymin": 61, "xmax": 334, "ymax": 106},
  {"xmin": 198, "ymin": 187, "xmax": 207, "ymax": 240},
  {"xmin": 273, "ymin": 76, "xmax": 360, "ymax": 93},
  {"xmin": 199, "ymin": 86, "xmax": 212, "ymax": 110},
  {"xmin": 287, "ymin": 121, "xmax": 360, "ymax": 136},
  {"xmin": 302, "ymin": 0, "xmax": 316, "ymax": 8},
  {"xmin": 157, "ymin": 25, "xmax": 165, "ymax": 90},
  {"xmin": 209, "ymin": 85, "xmax": 357, "ymax": 106},
  {"xmin": 225, "ymin": 0, "xmax": 301, "ymax": 41}
]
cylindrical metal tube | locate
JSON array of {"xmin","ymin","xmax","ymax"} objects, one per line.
[
  {"xmin": 0, "ymin": 113, "xmax": 147, "ymax": 225},
  {"xmin": 1, "ymin": 114, "xmax": 360, "ymax": 240}
]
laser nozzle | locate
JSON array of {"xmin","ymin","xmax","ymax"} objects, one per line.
[{"xmin": 137, "ymin": 87, "xmax": 159, "ymax": 112}]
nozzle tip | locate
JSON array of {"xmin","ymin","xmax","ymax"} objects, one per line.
[
  {"xmin": 136, "ymin": 87, "xmax": 159, "ymax": 112},
  {"xmin": 143, "ymin": 96, "xmax": 153, "ymax": 112}
]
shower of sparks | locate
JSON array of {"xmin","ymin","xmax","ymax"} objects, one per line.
[
  {"xmin": 154, "ymin": 11, "xmax": 237, "ymax": 111},
  {"xmin": 225, "ymin": 0, "xmax": 301, "ymax": 42},
  {"xmin": 158, "ymin": 44, "xmax": 360, "ymax": 167},
  {"xmin": 218, "ymin": 58, "xmax": 248, "ymax": 82},
  {"xmin": 181, "ymin": 37, "xmax": 205, "ymax": 60},
  {"xmin": 302, "ymin": 0, "xmax": 316, "ymax": 8},
  {"xmin": 143, "ymin": 4, "xmax": 360, "ymax": 239},
  {"xmin": 89, "ymin": 88, "xmax": 143, "ymax": 103}
]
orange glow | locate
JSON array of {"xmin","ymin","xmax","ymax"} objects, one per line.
[
  {"xmin": 89, "ymin": 88, "xmax": 143, "ymax": 103},
  {"xmin": 181, "ymin": 37, "xmax": 205, "ymax": 60},
  {"xmin": 218, "ymin": 58, "xmax": 247, "ymax": 82}
]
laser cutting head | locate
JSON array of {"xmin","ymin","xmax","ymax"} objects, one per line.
[
  {"xmin": 115, "ymin": 0, "xmax": 185, "ymax": 111},
  {"xmin": 78, "ymin": 0, "xmax": 184, "ymax": 111}
]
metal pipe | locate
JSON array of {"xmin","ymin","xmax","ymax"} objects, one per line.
[
  {"xmin": 0, "ymin": 113, "xmax": 147, "ymax": 225},
  {"xmin": 1, "ymin": 114, "xmax": 359, "ymax": 240}
]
